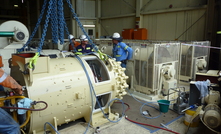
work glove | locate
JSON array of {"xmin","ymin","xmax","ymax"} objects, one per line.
[{"xmin": 75, "ymin": 52, "xmax": 82, "ymax": 55}]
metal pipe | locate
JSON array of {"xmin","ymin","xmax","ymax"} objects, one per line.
[
  {"xmin": 141, "ymin": 5, "xmax": 207, "ymax": 15},
  {"xmin": 0, "ymin": 32, "xmax": 14, "ymax": 37}
]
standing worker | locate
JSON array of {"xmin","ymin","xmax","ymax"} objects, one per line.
[
  {"xmin": 75, "ymin": 35, "xmax": 94, "ymax": 54},
  {"xmin": 69, "ymin": 34, "xmax": 80, "ymax": 51},
  {"xmin": 111, "ymin": 32, "xmax": 133, "ymax": 68},
  {"xmin": 0, "ymin": 68, "xmax": 23, "ymax": 134}
]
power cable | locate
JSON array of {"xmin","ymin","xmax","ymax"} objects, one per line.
[
  {"xmin": 44, "ymin": 122, "xmax": 60, "ymax": 134},
  {"xmin": 125, "ymin": 116, "xmax": 180, "ymax": 134},
  {"xmin": 1, "ymin": 101, "xmax": 48, "ymax": 111},
  {"xmin": 74, "ymin": 55, "xmax": 125, "ymax": 133},
  {"xmin": 126, "ymin": 88, "xmax": 162, "ymax": 119},
  {"xmin": 125, "ymin": 91, "xmax": 179, "ymax": 134}
]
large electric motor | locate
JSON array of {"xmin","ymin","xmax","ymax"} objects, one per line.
[
  {"xmin": 10, "ymin": 52, "xmax": 128, "ymax": 133},
  {"xmin": 203, "ymin": 104, "xmax": 221, "ymax": 128},
  {"xmin": 203, "ymin": 90, "xmax": 221, "ymax": 128}
]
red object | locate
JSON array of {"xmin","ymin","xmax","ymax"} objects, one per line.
[
  {"xmin": 196, "ymin": 74, "xmax": 218, "ymax": 84},
  {"xmin": 69, "ymin": 41, "xmax": 81, "ymax": 51},
  {"xmin": 169, "ymin": 4, "xmax": 173, "ymax": 8},
  {"xmin": 133, "ymin": 28, "xmax": 148, "ymax": 40},
  {"xmin": 15, "ymin": 53, "xmax": 36, "ymax": 58},
  {"xmin": 9, "ymin": 91, "xmax": 14, "ymax": 96},
  {"xmin": 122, "ymin": 29, "xmax": 134, "ymax": 39},
  {"xmin": 114, "ymin": 101, "xmax": 179, "ymax": 134},
  {"xmin": 0, "ymin": 56, "xmax": 3, "ymax": 67},
  {"xmin": 125, "ymin": 116, "xmax": 180, "ymax": 134}
]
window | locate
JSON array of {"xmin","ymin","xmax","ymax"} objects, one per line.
[{"xmin": 88, "ymin": 29, "xmax": 93, "ymax": 36}]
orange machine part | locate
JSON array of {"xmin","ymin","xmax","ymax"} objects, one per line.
[
  {"xmin": 133, "ymin": 28, "xmax": 148, "ymax": 40},
  {"xmin": 0, "ymin": 56, "xmax": 3, "ymax": 67},
  {"xmin": 122, "ymin": 29, "xmax": 134, "ymax": 39}
]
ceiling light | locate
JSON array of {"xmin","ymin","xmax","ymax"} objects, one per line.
[
  {"xmin": 83, "ymin": 25, "xmax": 95, "ymax": 27},
  {"xmin": 14, "ymin": 5, "xmax": 19, "ymax": 7}
]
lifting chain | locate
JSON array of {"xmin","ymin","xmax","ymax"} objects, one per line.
[
  {"xmin": 58, "ymin": 0, "xmax": 64, "ymax": 44},
  {"xmin": 17, "ymin": 0, "xmax": 48, "ymax": 53},
  {"xmin": 51, "ymin": 0, "xmax": 58, "ymax": 44},
  {"xmin": 17, "ymin": 0, "xmax": 108, "ymax": 69}
]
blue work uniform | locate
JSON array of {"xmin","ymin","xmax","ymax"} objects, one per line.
[
  {"xmin": 0, "ymin": 108, "xmax": 20, "ymax": 134},
  {"xmin": 112, "ymin": 42, "xmax": 133, "ymax": 68},
  {"xmin": 0, "ymin": 85, "xmax": 4, "ymax": 91},
  {"xmin": 76, "ymin": 44, "xmax": 93, "ymax": 54}
]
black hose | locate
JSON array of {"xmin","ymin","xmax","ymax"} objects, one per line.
[{"xmin": 1, "ymin": 101, "xmax": 48, "ymax": 111}]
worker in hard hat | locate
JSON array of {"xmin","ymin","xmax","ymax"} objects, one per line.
[
  {"xmin": 75, "ymin": 35, "xmax": 93, "ymax": 54},
  {"xmin": 111, "ymin": 32, "xmax": 133, "ymax": 68},
  {"xmin": 69, "ymin": 34, "xmax": 80, "ymax": 51},
  {"xmin": 0, "ymin": 68, "xmax": 23, "ymax": 134}
]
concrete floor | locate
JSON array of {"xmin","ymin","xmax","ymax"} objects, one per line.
[
  {"xmin": 57, "ymin": 84, "xmax": 217, "ymax": 134},
  {"xmin": 58, "ymin": 115, "xmax": 208, "ymax": 134},
  {"xmin": 57, "ymin": 105, "xmax": 213, "ymax": 133}
]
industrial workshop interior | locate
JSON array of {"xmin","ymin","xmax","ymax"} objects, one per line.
[{"xmin": 1, "ymin": 0, "xmax": 221, "ymax": 134}]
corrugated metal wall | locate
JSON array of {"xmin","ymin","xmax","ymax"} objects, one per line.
[
  {"xmin": 100, "ymin": 0, "xmax": 136, "ymax": 37},
  {"xmin": 140, "ymin": 0, "xmax": 207, "ymax": 12},
  {"xmin": 100, "ymin": 0, "xmax": 208, "ymax": 41},
  {"xmin": 76, "ymin": 0, "xmax": 95, "ymax": 18},
  {"xmin": 142, "ymin": 9, "xmax": 206, "ymax": 40},
  {"xmin": 101, "ymin": 0, "xmax": 135, "ymax": 16},
  {"xmin": 26, "ymin": 0, "xmax": 208, "ymax": 41},
  {"xmin": 101, "ymin": 17, "xmax": 135, "ymax": 37}
]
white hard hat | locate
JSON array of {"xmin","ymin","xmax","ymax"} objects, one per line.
[
  {"xmin": 111, "ymin": 32, "xmax": 122, "ymax": 41},
  {"xmin": 112, "ymin": 32, "xmax": 121, "ymax": 38},
  {"xmin": 79, "ymin": 35, "xmax": 88, "ymax": 41},
  {"xmin": 69, "ymin": 35, "xmax": 74, "ymax": 40}
]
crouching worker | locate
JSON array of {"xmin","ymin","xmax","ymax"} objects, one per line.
[{"xmin": 0, "ymin": 68, "xmax": 23, "ymax": 134}]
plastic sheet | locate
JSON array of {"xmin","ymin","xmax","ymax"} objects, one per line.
[
  {"xmin": 17, "ymin": 98, "xmax": 33, "ymax": 114},
  {"xmin": 195, "ymin": 79, "xmax": 210, "ymax": 99}
]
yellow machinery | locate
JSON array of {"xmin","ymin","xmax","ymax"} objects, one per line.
[{"xmin": 3, "ymin": 51, "xmax": 128, "ymax": 133}]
